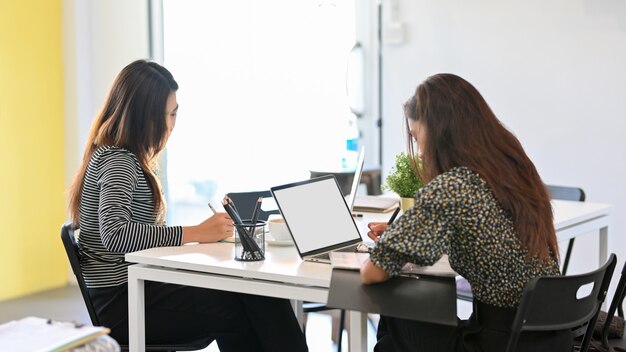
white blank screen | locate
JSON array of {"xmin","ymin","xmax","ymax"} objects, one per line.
[{"xmin": 272, "ymin": 178, "xmax": 362, "ymax": 254}]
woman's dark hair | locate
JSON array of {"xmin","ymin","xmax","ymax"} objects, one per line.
[
  {"xmin": 404, "ymin": 73, "xmax": 557, "ymax": 261},
  {"xmin": 68, "ymin": 59, "xmax": 178, "ymax": 226}
]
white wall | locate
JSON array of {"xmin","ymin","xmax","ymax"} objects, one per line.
[
  {"xmin": 381, "ymin": 0, "xmax": 626, "ymax": 278},
  {"xmin": 63, "ymin": 0, "xmax": 150, "ymax": 187},
  {"xmin": 63, "ymin": 0, "xmax": 150, "ymax": 283}
]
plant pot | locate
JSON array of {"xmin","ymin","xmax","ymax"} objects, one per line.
[{"xmin": 400, "ymin": 197, "xmax": 415, "ymax": 212}]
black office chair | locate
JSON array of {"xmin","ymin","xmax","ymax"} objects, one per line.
[
  {"xmin": 456, "ymin": 184, "xmax": 586, "ymax": 302},
  {"xmin": 546, "ymin": 185, "xmax": 586, "ymax": 275},
  {"xmin": 598, "ymin": 259, "xmax": 626, "ymax": 350},
  {"xmin": 505, "ymin": 253, "xmax": 617, "ymax": 352},
  {"xmin": 226, "ymin": 190, "xmax": 280, "ymax": 221},
  {"xmin": 226, "ymin": 191, "xmax": 347, "ymax": 351},
  {"xmin": 60, "ymin": 221, "xmax": 214, "ymax": 352}
]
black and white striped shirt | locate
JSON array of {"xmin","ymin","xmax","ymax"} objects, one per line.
[{"xmin": 78, "ymin": 146, "xmax": 182, "ymax": 288}]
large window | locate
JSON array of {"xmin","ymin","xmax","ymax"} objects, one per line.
[{"xmin": 161, "ymin": 0, "xmax": 372, "ymax": 224}]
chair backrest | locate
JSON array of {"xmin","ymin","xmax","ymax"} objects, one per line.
[
  {"xmin": 505, "ymin": 253, "xmax": 617, "ymax": 352},
  {"xmin": 601, "ymin": 259, "xmax": 626, "ymax": 347},
  {"xmin": 226, "ymin": 190, "xmax": 280, "ymax": 221},
  {"xmin": 546, "ymin": 184, "xmax": 586, "ymax": 202},
  {"xmin": 60, "ymin": 221, "xmax": 101, "ymax": 326}
]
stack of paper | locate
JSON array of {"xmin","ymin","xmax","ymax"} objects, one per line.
[
  {"xmin": 0, "ymin": 316, "xmax": 110, "ymax": 352},
  {"xmin": 330, "ymin": 252, "xmax": 370, "ymax": 270},
  {"xmin": 330, "ymin": 252, "xmax": 457, "ymax": 278},
  {"xmin": 352, "ymin": 195, "xmax": 400, "ymax": 213}
]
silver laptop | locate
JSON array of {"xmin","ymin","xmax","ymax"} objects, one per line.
[
  {"xmin": 270, "ymin": 175, "xmax": 365, "ymax": 263},
  {"xmin": 346, "ymin": 146, "xmax": 365, "ymax": 213}
]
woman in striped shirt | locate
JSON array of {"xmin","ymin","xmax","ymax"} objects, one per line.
[
  {"xmin": 361, "ymin": 74, "xmax": 572, "ymax": 351},
  {"xmin": 67, "ymin": 60, "xmax": 307, "ymax": 351}
]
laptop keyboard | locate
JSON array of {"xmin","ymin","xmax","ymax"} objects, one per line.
[{"xmin": 337, "ymin": 244, "xmax": 360, "ymax": 252}]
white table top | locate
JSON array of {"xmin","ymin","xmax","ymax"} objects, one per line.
[
  {"xmin": 126, "ymin": 241, "xmax": 331, "ymax": 287},
  {"xmin": 125, "ymin": 200, "xmax": 612, "ymax": 289},
  {"xmin": 552, "ymin": 199, "xmax": 612, "ymax": 229}
]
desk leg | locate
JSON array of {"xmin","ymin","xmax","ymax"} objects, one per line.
[
  {"xmin": 600, "ymin": 225, "xmax": 611, "ymax": 310},
  {"xmin": 348, "ymin": 311, "xmax": 367, "ymax": 352},
  {"xmin": 290, "ymin": 300, "xmax": 305, "ymax": 332},
  {"xmin": 599, "ymin": 225, "xmax": 609, "ymax": 268},
  {"xmin": 128, "ymin": 268, "xmax": 145, "ymax": 352}
]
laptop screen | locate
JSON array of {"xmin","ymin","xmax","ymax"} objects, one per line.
[{"xmin": 271, "ymin": 176, "xmax": 362, "ymax": 255}]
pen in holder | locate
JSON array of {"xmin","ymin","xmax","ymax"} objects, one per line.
[{"xmin": 234, "ymin": 220, "xmax": 265, "ymax": 261}]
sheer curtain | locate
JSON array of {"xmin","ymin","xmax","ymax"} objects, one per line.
[{"xmin": 162, "ymin": 0, "xmax": 363, "ymax": 224}]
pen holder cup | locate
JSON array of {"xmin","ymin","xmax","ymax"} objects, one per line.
[{"xmin": 234, "ymin": 220, "xmax": 266, "ymax": 262}]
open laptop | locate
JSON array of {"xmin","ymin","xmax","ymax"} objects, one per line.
[
  {"xmin": 270, "ymin": 175, "xmax": 366, "ymax": 263},
  {"xmin": 346, "ymin": 146, "xmax": 365, "ymax": 213}
]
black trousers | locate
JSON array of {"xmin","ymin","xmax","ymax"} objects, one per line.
[
  {"xmin": 89, "ymin": 281, "xmax": 308, "ymax": 352},
  {"xmin": 374, "ymin": 300, "xmax": 573, "ymax": 352}
]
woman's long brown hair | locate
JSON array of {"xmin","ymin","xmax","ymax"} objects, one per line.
[
  {"xmin": 68, "ymin": 60, "xmax": 178, "ymax": 227},
  {"xmin": 404, "ymin": 73, "xmax": 558, "ymax": 261}
]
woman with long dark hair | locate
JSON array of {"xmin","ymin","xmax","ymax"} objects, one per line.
[
  {"xmin": 67, "ymin": 59, "xmax": 308, "ymax": 351},
  {"xmin": 361, "ymin": 73, "xmax": 571, "ymax": 351}
]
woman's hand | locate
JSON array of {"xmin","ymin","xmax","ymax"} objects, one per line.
[
  {"xmin": 182, "ymin": 213, "xmax": 234, "ymax": 243},
  {"xmin": 366, "ymin": 222, "xmax": 388, "ymax": 242},
  {"xmin": 360, "ymin": 258, "xmax": 390, "ymax": 284}
]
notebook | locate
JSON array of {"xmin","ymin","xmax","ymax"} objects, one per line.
[
  {"xmin": 0, "ymin": 316, "xmax": 110, "ymax": 352},
  {"xmin": 329, "ymin": 251, "xmax": 370, "ymax": 270},
  {"xmin": 330, "ymin": 252, "xmax": 457, "ymax": 277},
  {"xmin": 326, "ymin": 269, "xmax": 458, "ymax": 325},
  {"xmin": 352, "ymin": 195, "xmax": 400, "ymax": 213},
  {"xmin": 270, "ymin": 175, "xmax": 368, "ymax": 263}
]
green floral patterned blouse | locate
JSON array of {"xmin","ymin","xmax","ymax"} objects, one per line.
[{"xmin": 369, "ymin": 166, "xmax": 560, "ymax": 308}]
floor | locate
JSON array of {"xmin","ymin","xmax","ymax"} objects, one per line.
[
  {"xmin": 0, "ymin": 285, "xmax": 91, "ymax": 324},
  {"xmin": 0, "ymin": 285, "xmax": 384, "ymax": 351}
]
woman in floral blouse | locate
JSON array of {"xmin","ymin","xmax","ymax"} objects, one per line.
[{"xmin": 360, "ymin": 73, "xmax": 572, "ymax": 352}]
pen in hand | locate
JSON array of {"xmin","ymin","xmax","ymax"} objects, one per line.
[
  {"xmin": 387, "ymin": 207, "xmax": 401, "ymax": 225},
  {"xmin": 366, "ymin": 207, "xmax": 402, "ymax": 242},
  {"xmin": 209, "ymin": 202, "xmax": 235, "ymax": 243}
]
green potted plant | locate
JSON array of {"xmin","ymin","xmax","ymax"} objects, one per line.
[{"xmin": 383, "ymin": 152, "xmax": 423, "ymax": 211}]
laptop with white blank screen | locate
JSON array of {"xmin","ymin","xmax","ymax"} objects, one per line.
[{"xmin": 270, "ymin": 175, "xmax": 366, "ymax": 263}]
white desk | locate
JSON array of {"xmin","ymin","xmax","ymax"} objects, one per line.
[
  {"xmin": 552, "ymin": 199, "xmax": 613, "ymax": 267},
  {"xmin": 126, "ymin": 200, "xmax": 612, "ymax": 352}
]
